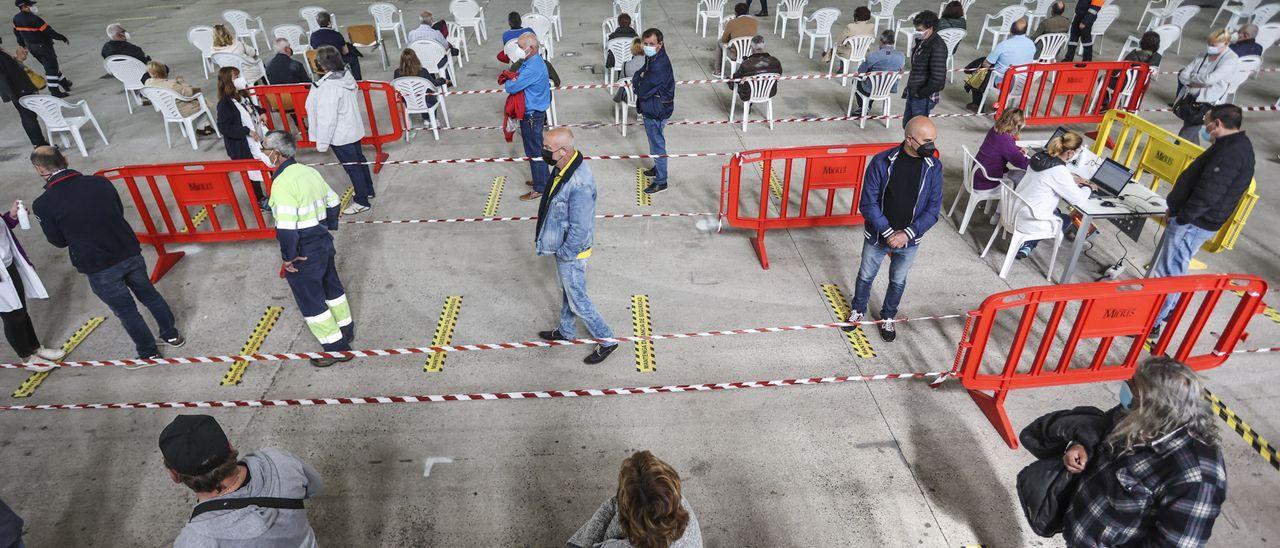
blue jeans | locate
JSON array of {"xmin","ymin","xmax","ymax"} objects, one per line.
[
  {"xmin": 643, "ymin": 116, "xmax": 668, "ymax": 186},
  {"xmin": 521, "ymin": 110, "xmax": 550, "ymax": 193},
  {"xmin": 556, "ymin": 258, "xmax": 615, "ymax": 345},
  {"xmin": 851, "ymin": 239, "xmax": 920, "ymax": 320},
  {"xmin": 86, "ymin": 255, "xmax": 179, "ymax": 358},
  {"xmin": 331, "ymin": 142, "xmax": 375, "ymax": 206},
  {"xmin": 1153, "ymin": 218, "xmax": 1217, "ymax": 323},
  {"xmin": 903, "ymin": 96, "xmax": 937, "ymax": 127}
]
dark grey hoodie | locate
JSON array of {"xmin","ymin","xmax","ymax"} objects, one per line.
[{"xmin": 175, "ymin": 448, "xmax": 323, "ymax": 548}]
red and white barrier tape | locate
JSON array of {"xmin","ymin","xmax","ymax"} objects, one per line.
[
  {"xmin": 340, "ymin": 211, "xmax": 713, "ymax": 225},
  {"xmin": 307, "ymin": 151, "xmax": 732, "ymax": 168},
  {"xmin": 0, "ymin": 371, "xmax": 946, "ymax": 411},
  {"xmin": 0, "ymin": 315, "xmax": 966, "ymax": 371},
  {"xmin": 1217, "ymin": 347, "xmax": 1280, "ymax": 355}
]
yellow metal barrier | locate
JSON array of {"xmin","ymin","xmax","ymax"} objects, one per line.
[{"xmin": 1091, "ymin": 110, "xmax": 1258, "ymax": 254}]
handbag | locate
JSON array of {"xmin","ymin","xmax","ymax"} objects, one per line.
[
  {"xmin": 24, "ymin": 65, "xmax": 45, "ymax": 90},
  {"xmin": 964, "ymin": 67, "xmax": 988, "ymax": 92},
  {"xmin": 1172, "ymin": 94, "xmax": 1210, "ymax": 125}
]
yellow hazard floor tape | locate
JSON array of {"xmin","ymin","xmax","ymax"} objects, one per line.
[
  {"xmin": 634, "ymin": 168, "xmax": 651, "ymax": 207},
  {"xmin": 220, "ymin": 306, "xmax": 285, "ymax": 386},
  {"xmin": 11, "ymin": 316, "xmax": 106, "ymax": 398},
  {"xmin": 820, "ymin": 284, "xmax": 876, "ymax": 359},
  {"xmin": 177, "ymin": 206, "xmax": 209, "ymax": 233},
  {"xmin": 631, "ymin": 295, "xmax": 656, "ymax": 373},
  {"xmin": 483, "ymin": 176, "xmax": 505, "ymax": 217},
  {"xmin": 1204, "ymin": 389, "xmax": 1279, "ymax": 472},
  {"xmin": 769, "ymin": 170, "xmax": 783, "ymax": 201},
  {"xmin": 425, "ymin": 296, "xmax": 463, "ymax": 372},
  {"xmin": 337, "ymin": 187, "xmax": 355, "ymax": 215}
]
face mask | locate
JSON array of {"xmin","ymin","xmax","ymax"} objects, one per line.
[
  {"xmin": 643, "ymin": 45, "xmax": 658, "ymax": 57},
  {"xmin": 914, "ymin": 140, "xmax": 936, "ymax": 157},
  {"xmin": 505, "ymin": 41, "xmax": 525, "ymax": 61},
  {"xmin": 29, "ymin": 6, "xmax": 38, "ymax": 14},
  {"xmin": 124, "ymin": 31, "xmax": 131, "ymax": 41},
  {"xmin": 541, "ymin": 149, "xmax": 557, "ymax": 164},
  {"xmin": 1199, "ymin": 125, "xmax": 1213, "ymax": 143},
  {"xmin": 1119, "ymin": 382, "xmax": 1134, "ymax": 409},
  {"xmin": 233, "ymin": 76, "xmax": 248, "ymax": 90},
  {"xmin": 1206, "ymin": 45, "xmax": 1223, "ymax": 55},
  {"xmin": 913, "ymin": 30, "xmax": 925, "ymax": 40}
]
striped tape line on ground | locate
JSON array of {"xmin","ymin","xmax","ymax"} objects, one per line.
[
  {"xmin": 339, "ymin": 212, "xmax": 713, "ymax": 225},
  {"xmin": 0, "ymin": 314, "xmax": 967, "ymax": 371},
  {"xmin": 1205, "ymin": 389, "xmax": 1280, "ymax": 471},
  {"xmin": 0, "ymin": 371, "xmax": 946, "ymax": 411}
]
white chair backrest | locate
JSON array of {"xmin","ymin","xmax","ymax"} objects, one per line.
[
  {"xmin": 273, "ymin": 25, "xmax": 308, "ymax": 51},
  {"xmin": 727, "ymin": 35, "xmax": 754, "ymax": 61},
  {"xmin": 211, "ymin": 51, "xmax": 249, "ymax": 69},
  {"xmin": 809, "ymin": 7, "xmax": 841, "ymax": 32},
  {"xmin": 875, "ymin": 0, "xmax": 901, "ymax": 16},
  {"xmin": 997, "ymin": 183, "xmax": 1034, "ymax": 233},
  {"xmin": 1093, "ymin": 5, "xmax": 1120, "ymax": 33},
  {"xmin": 523, "ymin": 13, "xmax": 553, "ymax": 38},
  {"xmin": 392, "ymin": 76, "xmax": 439, "ymax": 110},
  {"xmin": 1168, "ymin": 5, "xmax": 1199, "ymax": 27},
  {"xmin": 613, "ymin": 0, "xmax": 642, "ymax": 16},
  {"xmin": 104, "ymin": 55, "xmax": 149, "ymax": 89},
  {"xmin": 1152, "ymin": 24, "xmax": 1180, "ymax": 55},
  {"xmin": 699, "ymin": 0, "xmax": 728, "ymax": 13},
  {"xmin": 19, "ymin": 95, "xmax": 73, "ymax": 128},
  {"xmin": 299, "ymin": 6, "xmax": 327, "ymax": 33},
  {"xmin": 1230, "ymin": 55, "xmax": 1262, "ymax": 89},
  {"xmin": 532, "ymin": 0, "xmax": 560, "ymax": 17},
  {"xmin": 1031, "ymin": 0, "xmax": 1057, "ymax": 17},
  {"xmin": 603, "ymin": 18, "xmax": 618, "ymax": 37},
  {"xmin": 779, "ymin": 0, "xmax": 807, "ymax": 15},
  {"xmin": 1034, "ymin": 33, "xmax": 1068, "ymax": 60},
  {"xmin": 189, "ymin": 26, "xmax": 215, "ymax": 54},
  {"xmin": 1257, "ymin": 22, "xmax": 1280, "ymax": 50},
  {"xmin": 617, "ymin": 77, "xmax": 637, "ymax": 106},
  {"xmin": 843, "ymin": 34, "xmax": 876, "ymax": 60},
  {"xmin": 961, "ymin": 145, "xmax": 996, "ymax": 193},
  {"xmin": 140, "ymin": 87, "xmax": 189, "ymax": 120},
  {"xmin": 1239, "ymin": 0, "xmax": 1265, "ymax": 11},
  {"xmin": 370, "ymin": 3, "xmax": 399, "ymax": 25},
  {"xmin": 744, "ymin": 73, "xmax": 779, "ymax": 101},
  {"xmin": 862, "ymin": 70, "xmax": 902, "ymax": 98},
  {"xmin": 938, "ymin": 28, "xmax": 966, "ymax": 53},
  {"xmin": 1118, "ymin": 67, "xmax": 1140, "ymax": 96},
  {"xmin": 409, "ymin": 40, "xmax": 449, "ymax": 73},
  {"xmin": 608, "ymin": 37, "xmax": 634, "ymax": 64},
  {"xmin": 1253, "ymin": 3, "xmax": 1280, "ymax": 24},
  {"xmin": 450, "ymin": 0, "xmax": 483, "ymax": 20},
  {"xmin": 222, "ymin": 9, "xmax": 256, "ymax": 35},
  {"xmin": 996, "ymin": 5, "xmax": 1028, "ymax": 24}
]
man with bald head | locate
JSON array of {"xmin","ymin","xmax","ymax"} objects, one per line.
[
  {"xmin": 534, "ymin": 128, "xmax": 618, "ymax": 364},
  {"xmin": 966, "ymin": 17, "xmax": 1034, "ymax": 111},
  {"xmin": 842, "ymin": 116, "xmax": 943, "ymax": 342},
  {"xmin": 505, "ymin": 33, "xmax": 553, "ymax": 201},
  {"xmin": 1231, "ymin": 24, "xmax": 1263, "ymax": 57}
]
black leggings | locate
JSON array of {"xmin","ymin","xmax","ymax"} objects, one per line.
[{"xmin": 0, "ymin": 262, "xmax": 40, "ymax": 358}]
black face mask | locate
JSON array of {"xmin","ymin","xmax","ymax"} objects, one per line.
[
  {"xmin": 914, "ymin": 141, "xmax": 937, "ymax": 158},
  {"xmin": 541, "ymin": 149, "xmax": 557, "ymax": 164}
]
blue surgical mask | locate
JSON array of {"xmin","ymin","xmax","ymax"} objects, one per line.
[
  {"xmin": 643, "ymin": 45, "xmax": 658, "ymax": 57},
  {"xmin": 1198, "ymin": 125, "xmax": 1213, "ymax": 143},
  {"xmin": 1119, "ymin": 382, "xmax": 1134, "ymax": 409}
]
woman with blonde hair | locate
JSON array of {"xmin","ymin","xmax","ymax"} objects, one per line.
[
  {"xmin": 142, "ymin": 61, "xmax": 214, "ymax": 135},
  {"xmin": 1009, "ymin": 130, "xmax": 1096, "ymax": 260},
  {"xmin": 1175, "ymin": 29, "xmax": 1239, "ymax": 145},
  {"xmin": 568, "ymin": 450, "xmax": 702, "ymax": 548},
  {"xmin": 973, "ymin": 107, "xmax": 1030, "ymax": 190},
  {"xmin": 211, "ymin": 23, "xmax": 258, "ymax": 58}
]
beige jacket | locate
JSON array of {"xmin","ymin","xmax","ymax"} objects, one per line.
[
  {"xmin": 144, "ymin": 77, "xmax": 212, "ymax": 119},
  {"xmin": 827, "ymin": 21, "xmax": 876, "ymax": 60}
]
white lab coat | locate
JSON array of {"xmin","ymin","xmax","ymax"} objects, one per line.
[
  {"xmin": 0, "ymin": 221, "xmax": 48, "ymax": 313},
  {"xmin": 1013, "ymin": 161, "xmax": 1091, "ymax": 235}
]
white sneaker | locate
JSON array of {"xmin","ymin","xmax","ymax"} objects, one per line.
[
  {"xmin": 35, "ymin": 347, "xmax": 66, "ymax": 361},
  {"xmin": 24, "ymin": 356, "xmax": 56, "ymax": 373},
  {"xmin": 841, "ymin": 310, "xmax": 864, "ymax": 332},
  {"xmin": 342, "ymin": 203, "xmax": 370, "ymax": 216}
]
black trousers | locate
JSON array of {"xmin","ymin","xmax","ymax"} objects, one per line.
[
  {"xmin": 11, "ymin": 98, "xmax": 47, "ymax": 147},
  {"xmin": 0, "ymin": 262, "xmax": 40, "ymax": 358},
  {"xmin": 1063, "ymin": 12, "xmax": 1097, "ymax": 62},
  {"xmin": 25, "ymin": 42, "xmax": 63, "ymax": 92}
]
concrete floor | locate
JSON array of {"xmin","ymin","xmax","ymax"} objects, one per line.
[{"xmin": 0, "ymin": 0, "xmax": 1277, "ymax": 545}]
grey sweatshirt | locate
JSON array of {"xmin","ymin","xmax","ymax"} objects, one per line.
[
  {"xmin": 567, "ymin": 496, "xmax": 702, "ymax": 548},
  {"xmin": 174, "ymin": 448, "xmax": 323, "ymax": 548}
]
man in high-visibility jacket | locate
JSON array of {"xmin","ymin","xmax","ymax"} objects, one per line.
[
  {"xmin": 12, "ymin": 0, "xmax": 69, "ymax": 97},
  {"xmin": 1062, "ymin": 0, "xmax": 1105, "ymax": 62},
  {"xmin": 260, "ymin": 130, "xmax": 355, "ymax": 368}
]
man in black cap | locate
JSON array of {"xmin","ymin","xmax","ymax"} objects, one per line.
[
  {"xmin": 12, "ymin": 0, "xmax": 70, "ymax": 98},
  {"xmin": 160, "ymin": 415, "xmax": 323, "ymax": 547}
]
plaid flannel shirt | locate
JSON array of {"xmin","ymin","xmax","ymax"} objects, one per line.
[{"xmin": 1064, "ymin": 426, "xmax": 1227, "ymax": 547}]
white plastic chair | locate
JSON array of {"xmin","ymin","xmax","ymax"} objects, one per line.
[
  {"xmin": 369, "ymin": 3, "xmax": 406, "ymax": 50},
  {"xmin": 848, "ymin": 70, "xmax": 900, "ymax": 128},
  {"xmin": 211, "ymin": 52, "xmax": 269, "ymax": 85},
  {"xmin": 223, "ymin": 9, "xmax": 268, "ymax": 54},
  {"xmin": 1225, "ymin": 0, "xmax": 1267, "ymax": 28},
  {"xmin": 103, "ymin": 55, "xmax": 149, "ymax": 114},
  {"xmin": 606, "ymin": 38, "xmax": 634, "ymax": 86},
  {"xmin": 1114, "ymin": 67, "xmax": 1142, "ymax": 108},
  {"xmin": 1251, "ymin": 2, "xmax": 1280, "ymax": 24},
  {"xmin": 602, "ymin": 18, "xmax": 618, "ymax": 55},
  {"xmin": 729, "ymin": 74, "xmax": 778, "ymax": 132},
  {"xmin": 721, "ymin": 35, "xmax": 754, "ymax": 77},
  {"xmin": 1160, "ymin": 6, "xmax": 1199, "ymax": 54},
  {"xmin": 1257, "ymin": 21, "xmax": 1280, "ymax": 55},
  {"xmin": 1026, "ymin": 0, "xmax": 1057, "ymax": 31},
  {"xmin": 523, "ymin": 14, "xmax": 556, "ymax": 58},
  {"xmin": 391, "ymin": 76, "xmax": 442, "ymax": 141},
  {"xmin": 532, "ymin": 0, "xmax": 563, "ymax": 39},
  {"xmin": 828, "ymin": 34, "xmax": 874, "ymax": 86},
  {"xmin": 1224, "ymin": 55, "xmax": 1261, "ymax": 102},
  {"xmin": 1211, "ymin": 0, "xmax": 1261, "ymax": 27},
  {"xmin": 548, "ymin": 78, "xmax": 559, "ymax": 125},
  {"xmin": 868, "ymin": 0, "xmax": 902, "ymax": 34},
  {"xmin": 446, "ymin": 21, "xmax": 471, "ymax": 63},
  {"xmin": 273, "ymin": 25, "xmax": 315, "ymax": 79},
  {"xmin": 1138, "ymin": 0, "xmax": 1182, "ymax": 30},
  {"xmin": 410, "ymin": 39, "xmax": 460, "ymax": 89},
  {"xmin": 614, "ymin": 78, "xmax": 638, "ymax": 136},
  {"xmin": 695, "ymin": 0, "xmax": 728, "ymax": 37},
  {"xmin": 1089, "ymin": 5, "xmax": 1121, "ymax": 52},
  {"xmin": 799, "ymin": 8, "xmax": 841, "ymax": 58},
  {"xmin": 895, "ymin": 11, "xmax": 921, "ymax": 51},
  {"xmin": 981, "ymin": 183, "xmax": 1062, "ymax": 280},
  {"xmin": 1034, "ymin": 33, "xmax": 1068, "ymax": 62},
  {"xmin": 950, "ymin": 145, "xmax": 1004, "ymax": 235},
  {"xmin": 18, "ymin": 95, "xmax": 108, "ymax": 157},
  {"xmin": 977, "ymin": 5, "xmax": 1028, "ymax": 51},
  {"xmin": 773, "ymin": 0, "xmax": 808, "ymax": 38},
  {"xmin": 977, "ymin": 70, "xmax": 1026, "ymax": 114},
  {"xmin": 613, "ymin": 0, "xmax": 643, "ymax": 30},
  {"xmin": 188, "ymin": 26, "xmax": 216, "ymax": 79},
  {"xmin": 939, "ymin": 0, "xmax": 976, "ymax": 14},
  {"xmin": 940, "ymin": 28, "xmax": 967, "ymax": 83},
  {"xmin": 139, "ymin": 87, "xmax": 220, "ymax": 150},
  {"xmin": 299, "ymin": 6, "xmax": 334, "ymax": 34},
  {"xmin": 449, "ymin": 0, "xmax": 488, "ymax": 44}
]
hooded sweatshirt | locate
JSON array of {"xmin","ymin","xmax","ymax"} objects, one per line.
[
  {"xmin": 304, "ymin": 70, "xmax": 365, "ymax": 151},
  {"xmin": 1013, "ymin": 152, "xmax": 1091, "ymax": 233},
  {"xmin": 174, "ymin": 448, "xmax": 323, "ymax": 548}
]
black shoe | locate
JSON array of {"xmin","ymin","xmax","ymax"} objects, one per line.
[
  {"xmin": 841, "ymin": 311, "xmax": 864, "ymax": 332},
  {"xmin": 62, "ymin": 79, "xmax": 73, "ymax": 90},
  {"xmin": 51, "ymin": 89, "xmax": 70, "ymax": 98},
  {"xmin": 643, "ymin": 183, "xmax": 667, "ymax": 195},
  {"xmin": 310, "ymin": 355, "xmax": 354, "ymax": 368},
  {"xmin": 139, "ymin": 352, "xmax": 161, "ymax": 360},
  {"xmin": 643, "ymin": 167, "xmax": 657, "ymax": 177},
  {"xmin": 754, "ymin": 10, "xmax": 768, "ymax": 16},
  {"xmin": 539, "ymin": 329, "xmax": 567, "ymax": 341},
  {"xmin": 1146, "ymin": 323, "xmax": 1163, "ymax": 340},
  {"xmin": 160, "ymin": 334, "xmax": 185, "ymax": 347},
  {"xmin": 584, "ymin": 344, "xmax": 618, "ymax": 364},
  {"xmin": 878, "ymin": 321, "xmax": 897, "ymax": 342}
]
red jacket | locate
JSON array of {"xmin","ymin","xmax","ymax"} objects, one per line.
[{"xmin": 498, "ymin": 69, "xmax": 524, "ymax": 142}]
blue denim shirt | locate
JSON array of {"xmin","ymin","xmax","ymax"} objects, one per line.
[
  {"xmin": 535, "ymin": 159, "xmax": 597, "ymax": 260},
  {"xmin": 505, "ymin": 53, "xmax": 551, "ymax": 112}
]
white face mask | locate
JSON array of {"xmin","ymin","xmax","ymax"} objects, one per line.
[
  {"xmin": 1207, "ymin": 45, "xmax": 1224, "ymax": 55},
  {"xmin": 28, "ymin": 6, "xmax": 38, "ymax": 14},
  {"xmin": 643, "ymin": 45, "xmax": 658, "ymax": 57},
  {"xmin": 913, "ymin": 30, "xmax": 925, "ymax": 40},
  {"xmin": 232, "ymin": 76, "xmax": 248, "ymax": 90},
  {"xmin": 124, "ymin": 31, "xmax": 131, "ymax": 41}
]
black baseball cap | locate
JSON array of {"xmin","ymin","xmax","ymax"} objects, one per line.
[
  {"xmin": 15, "ymin": 1, "xmax": 36, "ymax": 8},
  {"xmin": 159, "ymin": 415, "xmax": 232, "ymax": 476}
]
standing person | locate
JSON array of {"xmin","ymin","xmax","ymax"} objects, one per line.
[
  {"xmin": 1009, "ymin": 131, "xmax": 1095, "ymax": 259},
  {"xmin": 261, "ymin": 131, "xmax": 355, "ymax": 368},
  {"xmin": 214, "ymin": 66, "xmax": 270, "ymax": 210},
  {"xmin": 1175, "ymin": 30, "xmax": 1239, "ymax": 145},
  {"xmin": 265, "ymin": 38, "xmax": 311, "ymax": 85},
  {"xmin": 503, "ymin": 33, "xmax": 552, "ymax": 201},
  {"xmin": 101, "ymin": 23, "xmax": 149, "ymax": 63},
  {"xmin": 11, "ymin": 0, "xmax": 69, "ymax": 97},
  {"xmin": 1150, "ymin": 105, "xmax": 1253, "ymax": 337},
  {"xmin": 634, "ymin": 28, "xmax": 675, "ymax": 195},
  {"xmin": 843, "ymin": 117, "xmax": 942, "ymax": 342},
  {"xmin": 0, "ymin": 198, "xmax": 64, "ymax": 371},
  {"xmin": 308, "ymin": 11, "xmax": 361, "ymax": 80},
  {"xmin": 535, "ymin": 128, "xmax": 618, "ymax": 365},
  {"xmin": 29, "ymin": 146, "xmax": 184, "ymax": 360},
  {"xmin": 307, "ymin": 46, "xmax": 374, "ymax": 215},
  {"xmin": 1062, "ymin": 0, "xmax": 1104, "ymax": 62},
  {"xmin": 160, "ymin": 415, "xmax": 323, "ymax": 547},
  {"xmin": 901, "ymin": 11, "xmax": 947, "ymax": 125},
  {"xmin": 568, "ymin": 450, "xmax": 703, "ymax": 548},
  {"xmin": 967, "ymin": 18, "xmax": 1035, "ymax": 112},
  {"xmin": 0, "ymin": 42, "xmax": 46, "ymax": 147},
  {"xmin": 1061, "ymin": 357, "xmax": 1226, "ymax": 547},
  {"xmin": 754, "ymin": 0, "xmax": 769, "ymax": 17}
]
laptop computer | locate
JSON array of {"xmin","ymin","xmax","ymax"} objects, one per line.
[
  {"xmin": 1090, "ymin": 158, "xmax": 1134, "ymax": 198},
  {"xmin": 1035, "ymin": 126, "xmax": 1070, "ymax": 153}
]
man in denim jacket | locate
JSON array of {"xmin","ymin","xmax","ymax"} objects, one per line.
[{"xmin": 534, "ymin": 128, "xmax": 619, "ymax": 364}]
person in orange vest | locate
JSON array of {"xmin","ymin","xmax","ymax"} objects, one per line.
[
  {"xmin": 11, "ymin": 0, "xmax": 69, "ymax": 97},
  {"xmin": 1062, "ymin": 0, "xmax": 1104, "ymax": 62}
]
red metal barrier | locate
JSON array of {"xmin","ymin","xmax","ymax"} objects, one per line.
[
  {"xmin": 955, "ymin": 274, "xmax": 1267, "ymax": 449},
  {"xmin": 250, "ymin": 80, "xmax": 403, "ymax": 173},
  {"xmin": 994, "ymin": 61, "xmax": 1153, "ymax": 127},
  {"xmin": 97, "ymin": 160, "xmax": 276, "ymax": 282},
  {"xmin": 719, "ymin": 143, "xmax": 896, "ymax": 269}
]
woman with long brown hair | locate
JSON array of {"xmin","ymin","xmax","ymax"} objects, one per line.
[
  {"xmin": 211, "ymin": 24, "xmax": 257, "ymax": 59},
  {"xmin": 974, "ymin": 107, "xmax": 1030, "ymax": 190},
  {"xmin": 214, "ymin": 66, "xmax": 269, "ymax": 209},
  {"xmin": 392, "ymin": 48, "xmax": 443, "ymax": 109},
  {"xmin": 568, "ymin": 451, "xmax": 702, "ymax": 548}
]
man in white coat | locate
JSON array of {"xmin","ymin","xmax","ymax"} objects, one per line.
[
  {"xmin": 306, "ymin": 46, "xmax": 374, "ymax": 215},
  {"xmin": 0, "ymin": 200, "xmax": 64, "ymax": 371}
]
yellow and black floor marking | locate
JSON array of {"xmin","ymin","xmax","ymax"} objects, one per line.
[
  {"xmin": 634, "ymin": 167, "xmax": 651, "ymax": 207},
  {"xmin": 631, "ymin": 295, "xmax": 656, "ymax": 373},
  {"xmin": 425, "ymin": 296, "xmax": 463, "ymax": 372},
  {"xmin": 1205, "ymin": 389, "xmax": 1279, "ymax": 471},
  {"xmin": 1263, "ymin": 304, "xmax": 1280, "ymax": 325},
  {"xmin": 483, "ymin": 176, "xmax": 505, "ymax": 217},
  {"xmin": 337, "ymin": 186, "xmax": 355, "ymax": 215},
  {"xmin": 178, "ymin": 206, "xmax": 210, "ymax": 233},
  {"xmin": 820, "ymin": 284, "xmax": 877, "ymax": 359},
  {"xmin": 220, "ymin": 306, "xmax": 285, "ymax": 386},
  {"xmin": 12, "ymin": 316, "xmax": 106, "ymax": 398},
  {"xmin": 769, "ymin": 170, "xmax": 784, "ymax": 201}
]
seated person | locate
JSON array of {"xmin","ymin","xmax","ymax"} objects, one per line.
[
  {"xmin": 211, "ymin": 23, "xmax": 257, "ymax": 59},
  {"xmin": 851, "ymin": 30, "xmax": 906, "ymax": 112},
  {"xmin": 729, "ymin": 35, "xmax": 781, "ymax": 101},
  {"xmin": 605, "ymin": 13, "xmax": 638, "ymax": 69},
  {"xmin": 142, "ymin": 61, "xmax": 214, "ymax": 136},
  {"xmin": 308, "ymin": 11, "xmax": 361, "ymax": 80},
  {"xmin": 613, "ymin": 38, "xmax": 646, "ymax": 103},
  {"xmin": 1012, "ymin": 131, "xmax": 1098, "ymax": 259},
  {"xmin": 567, "ymin": 451, "xmax": 702, "ymax": 548},
  {"xmin": 1033, "ymin": 2, "xmax": 1070, "ymax": 39},
  {"xmin": 974, "ymin": 107, "xmax": 1030, "ymax": 190},
  {"xmin": 717, "ymin": 2, "xmax": 758, "ymax": 75},
  {"xmin": 408, "ymin": 10, "xmax": 449, "ymax": 48},
  {"xmin": 967, "ymin": 18, "xmax": 1035, "ymax": 111},
  {"xmin": 502, "ymin": 11, "xmax": 533, "ymax": 44},
  {"xmin": 101, "ymin": 23, "xmax": 149, "ymax": 63},
  {"xmin": 393, "ymin": 48, "xmax": 445, "ymax": 109},
  {"xmin": 825, "ymin": 6, "xmax": 874, "ymax": 62},
  {"xmin": 265, "ymin": 39, "xmax": 311, "ymax": 85},
  {"xmin": 937, "ymin": 1, "xmax": 967, "ymax": 31},
  {"xmin": 1104, "ymin": 31, "xmax": 1161, "ymax": 106},
  {"xmin": 1230, "ymin": 23, "xmax": 1263, "ymax": 57}
]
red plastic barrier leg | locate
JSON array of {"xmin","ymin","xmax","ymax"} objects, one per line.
[
  {"xmin": 750, "ymin": 228, "xmax": 770, "ymax": 270},
  {"xmin": 968, "ymin": 389, "xmax": 1019, "ymax": 449},
  {"xmin": 373, "ymin": 147, "xmax": 388, "ymax": 174},
  {"xmin": 149, "ymin": 245, "xmax": 186, "ymax": 283}
]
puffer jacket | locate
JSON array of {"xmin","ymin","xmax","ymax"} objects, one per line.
[
  {"xmin": 1017, "ymin": 405, "xmax": 1118, "ymax": 537},
  {"xmin": 304, "ymin": 70, "xmax": 365, "ymax": 150},
  {"xmin": 902, "ymin": 32, "xmax": 947, "ymax": 99}
]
